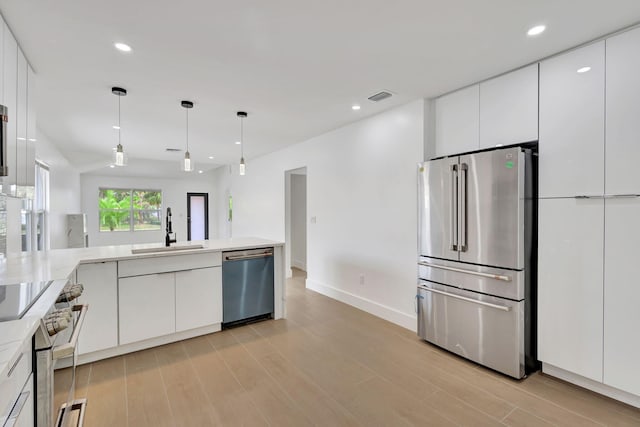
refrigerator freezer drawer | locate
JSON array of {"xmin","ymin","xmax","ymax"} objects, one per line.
[
  {"xmin": 418, "ymin": 257, "xmax": 525, "ymax": 301},
  {"xmin": 417, "ymin": 281, "xmax": 525, "ymax": 378}
]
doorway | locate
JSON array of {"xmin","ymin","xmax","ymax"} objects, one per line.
[
  {"xmin": 187, "ymin": 193, "xmax": 209, "ymax": 241},
  {"xmin": 285, "ymin": 167, "xmax": 307, "ymax": 277}
]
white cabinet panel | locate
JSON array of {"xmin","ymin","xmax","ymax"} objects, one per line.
[
  {"xmin": 0, "ymin": 15, "xmax": 5, "ymax": 103},
  {"xmin": 604, "ymin": 199, "xmax": 640, "ymax": 395},
  {"xmin": 77, "ymin": 262, "xmax": 118, "ymax": 355},
  {"xmin": 605, "ymin": 27, "xmax": 640, "ymax": 195},
  {"xmin": 538, "ymin": 198, "xmax": 604, "ymax": 382},
  {"xmin": 26, "ymin": 65, "xmax": 35, "ymax": 187},
  {"xmin": 434, "ymin": 85, "xmax": 479, "ymax": 157},
  {"xmin": 539, "ymin": 42, "xmax": 605, "ymax": 198},
  {"xmin": 119, "ymin": 273, "xmax": 175, "ymax": 345},
  {"xmin": 16, "ymin": 49, "xmax": 26, "ymax": 187},
  {"xmin": 479, "ymin": 64, "xmax": 538, "ymax": 148},
  {"xmin": 118, "ymin": 252, "xmax": 221, "ymax": 277},
  {"xmin": 175, "ymin": 267, "xmax": 221, "ymax": 332},
  {"xmin": 2, "ymin": 26, "xmax": 16, "ymax": 191}
]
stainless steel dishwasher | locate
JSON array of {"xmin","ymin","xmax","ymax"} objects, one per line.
[{"xmin": 222, "ymin": 247, "xmax": 274, "ymax": 327}]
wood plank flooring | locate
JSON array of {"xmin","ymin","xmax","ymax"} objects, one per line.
[{"xmin": 55, "ymin": 269, "xmax": 640, "ymax": 426}]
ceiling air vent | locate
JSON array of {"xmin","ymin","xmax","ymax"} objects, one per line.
[
  {"xmin": 368, "ymin": 91, "xmax": 393, "ymax": 102},
  {"xmin": 165, "ymin": 148, "xmax": 182, "ymax": 152}
]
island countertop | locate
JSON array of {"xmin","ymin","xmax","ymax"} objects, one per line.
[{"xmin": 0, "ymin": 237, "xmax": 283, "ymax": 285}]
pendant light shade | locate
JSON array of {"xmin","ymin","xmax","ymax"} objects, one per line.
[
  {"xmin": 112, "ymin": 87, "xmax": 127, "ymax": 167},
  {"xmin": 237, "ymin": 111, "xmax": 247, "ymax": 176},
  {"xmin": 181, "ymin": 101, "xmax": 195, "ymax": 172}
]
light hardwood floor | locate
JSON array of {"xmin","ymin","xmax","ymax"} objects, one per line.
[{"xmin": 55, "ymin": 269, "xmax": 640, "ymax": 426}]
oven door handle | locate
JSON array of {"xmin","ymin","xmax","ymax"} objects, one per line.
[
  {"xmin": 52, "ymin": 304, "xmax": 89, "ymax": 360},
  {"xmin": 418, "ymin": 285, "xmax": 511, "ymax": 312}
]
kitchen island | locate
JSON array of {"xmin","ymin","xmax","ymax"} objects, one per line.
[{"xmin": 0, "ymin": 237, "xmax": 285, "ymax": 367}]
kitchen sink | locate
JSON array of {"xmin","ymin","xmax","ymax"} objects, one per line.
[{"xmin": 131, "ymin": 244, "xmax": 204, "ymax": 254}]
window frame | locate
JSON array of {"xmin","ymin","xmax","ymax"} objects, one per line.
[{"xmin": 98, "ymin": 187, "xmax": 163, "ymax": 232}]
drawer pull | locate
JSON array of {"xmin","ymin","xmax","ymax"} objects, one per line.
[
  {"xmin": 418, "ymin": 285, "xmax": 511, "ymax": 312},
  {"xmin": 7, "ymin": 352, "xmax": 23, "ymax": 377},
  {"xmin": 418, "ymin": 261, "xmax": 511, "ymax": 282}
]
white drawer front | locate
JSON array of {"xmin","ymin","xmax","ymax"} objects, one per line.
[{"xmin": 118, "ymin": 252, "xmax": 221, "ymax": 277}]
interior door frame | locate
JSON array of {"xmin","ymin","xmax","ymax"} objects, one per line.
[{"xmin": 187, "ymin": 192, "xmax": 209, "ymax": 241}]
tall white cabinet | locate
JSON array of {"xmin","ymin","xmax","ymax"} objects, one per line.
[{"xmin": 538, "ymin": 29, "xmax": 640, "ymax": 403}]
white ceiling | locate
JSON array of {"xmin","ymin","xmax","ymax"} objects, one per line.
[{"xmin": 1, "ymin": 0, "xmax": 640, "ymax": 177}]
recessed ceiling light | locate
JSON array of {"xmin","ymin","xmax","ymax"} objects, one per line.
[
  {"xmin": 577, "ymin": 66, "xmax": 591, "ymax": 73},
  {"xmin": 17, "ymin": 137, "xmax": 26, "ymax": 141},
  {"xmin": 235, "ymin": 141, "xmax": 241, "ymax": 145},
  {"xmin": 109, "ymin": 164, "xmax": 115, "ymax": 168},
  {"xmin": 527, "ymin": 25, "xmax": 546, "ymax": 36},
  {"xmin": 198, "ymin": 170, "xmax": 203, "ymax": 174},
  {"xmin": 112, "ymin": 125, "xmax": 120, "ymax": 130},
  {"xmin": 352, "ymin": 105, "xmax": 361, "ymax": 111},
  {"xmin": 114, "ymin": 42, "xmax": 132, "ymax": 52},
  {"xmin": 208, "ymin": 156, "xmax": 214, "ymax": 159},
  {"xmin": 28, "ymin": 138, "xmax": 36, "ymax": 142}
]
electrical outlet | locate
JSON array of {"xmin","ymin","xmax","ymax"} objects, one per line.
[{"xmin": 359, "ymin": 274, "xmax": 365, "ymax": 285}]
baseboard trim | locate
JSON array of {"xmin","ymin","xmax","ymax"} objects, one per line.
[
  {"xmin": 292, "ymin": 259, "xmax": 306, "ymax": 271},
  {"xmin": 306, "ymin": 278, "xmax": 416, "ymax": 332},
  {"xmin": 73, "ymin": 324, "xmax": 221, "ymax": 366},
  {"xmin": 543, "ymin": 363, "xmax": 640, "ymax": 408}
]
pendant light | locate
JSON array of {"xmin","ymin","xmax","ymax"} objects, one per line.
[
  {"xmin": 112, "ymin": 87, "xmax": 127, "ymax": 166},
  {"xmin": 181, "ymin": 100, "xmax": 194, "ymax": 172},
  {"xmin": 237, "ymin": 111, "xmax": 247, "ymax": 176}
]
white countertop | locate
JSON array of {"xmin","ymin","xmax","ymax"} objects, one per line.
[
  {"xmin": 0, "ymin": 237, "xmax": 283, "ymax": 380},
  {"xmin": 0, "ymin": 237, "xmax": 283, "ymax": 285}
]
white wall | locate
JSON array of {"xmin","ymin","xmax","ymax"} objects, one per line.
[
  {"xmin": 290, "ymin": 173, "xmax": 307, "ymax": 271},
  {"xmin": 36, "ymin": 131, "xmax": 82, "ymax": 250},
  {"xmin": 81, "ymin": 173, "xmax": 216, "ymax": 247},
  {"xmin": 213, "ymin": 100, "xmax": 425, "ymax": 330}
]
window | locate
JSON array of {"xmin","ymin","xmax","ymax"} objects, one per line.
[
  {"xmin": 34, "ymin": 162, "xmax": 50, "ymax": 251},
  {"xmin": 99, "ymin": 188, "xmax": 162, "ymax": 232}
]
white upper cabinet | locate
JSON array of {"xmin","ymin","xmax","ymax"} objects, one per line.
[
  {"xmin": 479, "ymin": 64, "xmax": 539, "ymax": 149},
  {"xmin": 434, "ymin": 85, "xmax": 479, "ymax": 157},
  {"xmin": 603, "ymin": 198, "xmax": 640, "ymax": 396},
  {"xmin": 2, "ymin": 24, "xmax": 17, "ymax": 191},
  {"xmin": 16, "ymin": 49, "xmax": 27, "ymax": 187},
  {"xmin": 538, "ymin": 198, "xmax": 604, "ymax": 382},
  {"xmin": 539, "ymin": 41, "xmax": 605, "ymax": 198},
  {"xmin": 26, "ymin": 65, "xmax": 35, "ymax": 187},
  {"xmin": 606, "ymin": 27, "xmax": 640, "ymax": 195}
]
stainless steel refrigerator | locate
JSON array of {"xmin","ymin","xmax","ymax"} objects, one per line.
[{"xmin": 417, "ymin": 146, "xmax": 537, "ymax": 379}]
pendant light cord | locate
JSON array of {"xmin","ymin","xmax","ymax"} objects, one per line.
[
  {"xmin": 240, "ymin": 116, "xmax": 244, "ymax": 158},
  {"xmin": 186, "ymin": 107, "xmax": 189, "ymax": 152},
  {"xmin": 118, "ymin": 94, "xmax": 121, "ymax": 145}
]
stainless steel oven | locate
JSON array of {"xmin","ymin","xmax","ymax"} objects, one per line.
[{"xmin": 34, "ymin": 283, "xmax": 88, "ymax": 427}]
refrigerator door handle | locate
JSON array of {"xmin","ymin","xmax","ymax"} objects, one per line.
[
  {"xmin": 459, "ymin": 163, "xmax": 468, "ymax": 252},
  {"xmin": 418, "ymin": 261, "xmax": 512, "ymax": 282},
  {"xmin": 450, "ymin": 164, "xmax": 458, "ymax": 251},
  {"xmin": 418, "ymin": 285, "xmax": 512, "ymax": 312}
]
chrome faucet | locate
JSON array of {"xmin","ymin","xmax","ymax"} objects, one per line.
[{"xmin": 165, "ymin": 207, "xmax": 176, "ymax": 247}]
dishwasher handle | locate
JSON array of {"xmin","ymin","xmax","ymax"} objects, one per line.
[{"xmin": 224, "ymin": 252, "xmax": 273, "ymax": 261}]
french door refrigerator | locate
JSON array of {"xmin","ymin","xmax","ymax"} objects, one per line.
[{"xmin": 417, "ymin": 146, "xmax": 537, "ymax": 379}]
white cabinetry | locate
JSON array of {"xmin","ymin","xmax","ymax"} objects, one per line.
[
  {"xmin": 26, "ymin": 65, "xmax": 35, "ymax": 187},
  {"xmin": 538, "ymin": 198, "xmax": 604, "ymax": 382},
  {"xmin": 2, "ymin": 25, "xmax": 16, "ymax": 191},
  {"xmin": 539, "ymin": 41, "xmax": 605, "ymax": 198},
  {"xmin": 479, "ymin": 64, "xmax": 538, "ymax": 148},
  {"xmin": 16, "ymin": 50, "xmax": 26, "ymax": 189},
  {"xmin": 605, "ymin": 28, "xmax": 640, "ymax": 195},
  {"xmin": 119, "ymin": 272, "xmax": 176, "ymax": 345},
  {"xmin": 77, "ymin": 262, "xmax": 118, "ymax": 355},
  {"xmin": 175, "ymin": 267, "xmax": 222, "ymax": 332},
  {"xmin": 434, "ymin": 85, "xmax": 479, "ymax": 157},
  {"xmin": 603, "ymin": 199, "xmax": 640, "ymax": 396}
]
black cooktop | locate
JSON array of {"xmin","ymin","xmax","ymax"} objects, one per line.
[{"xmin": 0, "ymin": 280, "xmax": 54, "ymax": 321}]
